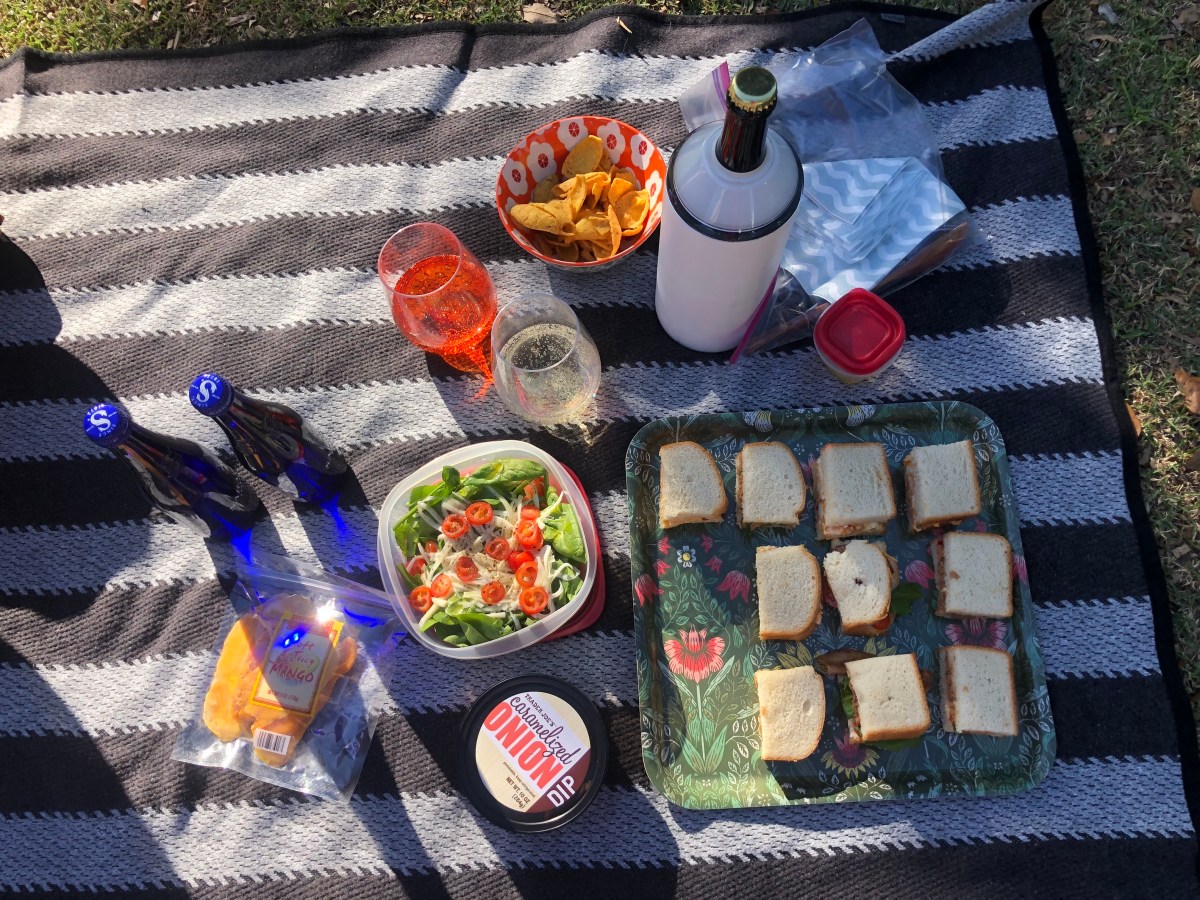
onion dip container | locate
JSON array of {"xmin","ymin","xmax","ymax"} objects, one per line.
[
  {"xmin": 458, "ymin": 675, "xmax": 607, "ymax": 832},
  {"xmin": 376, "ymin": 440, "xmax": 600, "ymax": 660},
  {"xmin": 813, "ymin": 288, "xmax": 906, "ymax": 384}
]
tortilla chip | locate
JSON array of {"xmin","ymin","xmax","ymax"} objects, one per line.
[
  {"xmin": 551, "ymin": 240, "xmax": 580, "ymax": 262},
  {"xmin": 605, "ymin": 178, "xmax": 633, "ymax": 206},
  {"xmin": 532, "ymin": 176, "xmax": 557, "ymax": 204},
  {"xmin": 612, "ymin": 167, "xmax": 639, "ymax": 187},
  {"xmin": 606, "ymin": 204, "xmax": 622, "ymax": 257},
  {"xmin": 553, "ymin": 176, "xmax": 589, "ymax": 216},
  {"xmin": 510, "ymin": 202, "xmax": 562, "ymax": 234},
  {"xmin": 591, "ymin": 237, "xmax": 615, "ymax": 261},
  {"xmin": 562, "ymin": 135, "xmax": 605, "ymax": 178},
  {"xmin": 573, "ymin": 213, "xmax": 611, "ymax": 243},
  {"xmin": 614, "ymin": 190, "xmax": 650, "ymax": 232}
]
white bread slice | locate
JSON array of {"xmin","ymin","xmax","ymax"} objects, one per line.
[
  {"xmin": 904, "ymin": 440, "xmax": 982, "ymax": 532},
  {"xmin": 812, "ymin": 443, "xmax": 896, "ymax": 540},
  {"xmin": 755, "ymin": 666, "xmax": 825, "ymax": 761},
  {"xmin": 939, "ymin": 646, "xmax": 1018, "ymax": 737},
  {"xmin": 844, "ymin": 653, "xmax": 930, "ymax": 744},
  {"xmin": 756, "ymin": 545, "xmax": 821, "ymax": 640},
  {"xmin": 737, "ymin": 442, "xmax": 806, "ymax": 528},
  {"xmin": 658, "ymin": 441, "xmax": 728, "ymax": 529},
  {"xmin": 935, "ymin": 532, "xmax": 1013, "ymax": 618},
  {"xmin": 823, "ymin": 541, "xmax": 900, "ymax": 636}
]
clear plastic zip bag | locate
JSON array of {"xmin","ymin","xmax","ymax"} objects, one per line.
[
  {"xmin": 172, "ymin": 553, "xmax": 403, "ymax": 801},
  {"xmin": 679, "ymin": 19, "xmax": 977, "ymax": 361}
]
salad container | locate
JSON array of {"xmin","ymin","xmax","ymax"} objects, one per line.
[{"xmin": 377, "ymin": 441, "xmax": 600, "ymax": 660}]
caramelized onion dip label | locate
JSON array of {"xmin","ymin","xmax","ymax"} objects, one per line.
[
  {"xmin": 252, "ymin": 614, "xmax": 342, "ymax": 715},
  {"xmin": 475, "ymin": 690, "xmax": 592, "ymax": 813}
]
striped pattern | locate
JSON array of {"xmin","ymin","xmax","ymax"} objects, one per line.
[{"xmin": 1, "ymin": 2, "xmax": 1196, "ymax": 895}]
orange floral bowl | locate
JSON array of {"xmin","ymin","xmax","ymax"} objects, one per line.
[{"xmin": 495, "ymin": 116, "xmax": 667, "ymax": 272}]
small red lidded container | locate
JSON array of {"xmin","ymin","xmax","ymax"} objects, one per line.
[{"xmin": 813, "ymin": 288, "xmax": 906, "ymax": 384}]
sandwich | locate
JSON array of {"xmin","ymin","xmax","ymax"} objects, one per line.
[
  {"xmin": 939, "ymin": 646, "xmax": 1018, "ymax": 737},
  {"xmin": 904, "ymin": 439, "xmax": 982, "ymax": 532},
  {"xmin": 756, "ymin": 545, "xmax": 821, "ymax": 641},
  {"xmin": 658, "ymin": 441, "xmax": 727, "ymax": 529},
  {"xmin": 811, "ymin": 442, "xmax": 896, "ymax": 540},
  {"xmin": 737, "ymin": 441, "xmax": 806, "ymax": 528},
  {"xmin": 843, "ymin": 653, "xmax": 931, "ymax": 744},
  {"xmin": 933, "ymin": 532, "xmax": 1013, "ymax": 619},
  {"xmin": 822, "ymin": 540, "xmax": 900, "ymax": 636},
  {"xmin": 755, "ymin": 666, "xmax": 825, "ymax": 761}
]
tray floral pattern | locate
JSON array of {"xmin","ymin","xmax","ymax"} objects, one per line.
[{"xmin": 626, "ymin": 402, "xmax": 1056, "ymax": 809}]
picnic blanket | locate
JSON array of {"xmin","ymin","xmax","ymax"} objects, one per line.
[{"xmin": 2, "ymin": 0, "xmax": 1198, "ymax": 894}]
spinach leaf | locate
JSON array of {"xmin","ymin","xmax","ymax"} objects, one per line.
[
  {"xmin": 460, "ymin": 459, "xmax": 546, "ymax": 497},
  {"xmin": 891, "ymin": 582, "xmax": 923, "ymax": 618},
  {"xmin": 839, "ymin": 677, "xmax": 856, "ymax": 720},
  {"xmin": 542, "ymin": 500, "xmax": 587, "ymax": 565}
]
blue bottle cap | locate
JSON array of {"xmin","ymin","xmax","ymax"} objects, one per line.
[
  {"xmin": 82, "ymin": 403, "xmax": 131, "ymax": 447},
  {"xmin": 189, "ymin": 372, "xmax": 232, "ymax": 416}
]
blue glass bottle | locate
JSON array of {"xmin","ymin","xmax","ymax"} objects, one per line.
[
  {"xmin": 82, "ymin": 403, "xmax": 261, "ymax": 540},
  {"xmin": 188, "ymin": 372, "xmax": 349, "ymax": 504}
]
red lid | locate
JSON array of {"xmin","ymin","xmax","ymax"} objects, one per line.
[{"xmin": 813, "ymin": 289, "xmax": 906, "ymax": 376}]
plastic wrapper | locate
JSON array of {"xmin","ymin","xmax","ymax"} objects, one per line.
[
  {"xmin": 172, "ymin": 553, "xmax": 403, "ymax": 801},
  {"xmin": 679, "ymin": 20, "xmax": 977, "ymax": 361}
]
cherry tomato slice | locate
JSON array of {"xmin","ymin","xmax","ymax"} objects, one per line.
[
  {"xmin": 520, "ymin": 506, "xmax": 541, "ymax": 521},
  {"xmin": 507, "ymin": 550, "xmax": 534, "ymax": 572},
  {"xmin": 455, "ymin": 556, "xmax": 479, "ymax": 583},
  {"xmin": 515, "ymin": 561, "xmax": 539, "ymax": 589},
  {"xmin": 430, "ymin": 573, "xmax": 453, "ymax": 598},
  {"xmin": 441, "ymin": 513, "xmax": 469, "ymax": 540},
  {"xmin": 424, "ymin": 540, "xmax": 439, "ymax": 555},
  {"xmin": 523, "ymin": 477, "xmax": 545, "ymax": 506},
  {"xmin": 465, "ymin": 502, "xmax": 494, "ymax": 527},
  {"xmin": 409, "ymin": 586, "xmax": 433, "ymax": 613},
  {"xmin": 406, "ymin": 557, "xmax": 427, "ymax": 577},
  {"xmin": 481, "ymin": 581, "xmax": 506, "ymax": 605},
  {"xmin": 519, "ymin": 586, "xmax": 549, "ymax": 616},
  {"xmin": 485, "ymin": 537, "xmax": 512, "ymax": 561},
  {"xmin": 515, "ymin": 520, "xmax": 544, "ymax": 550}
]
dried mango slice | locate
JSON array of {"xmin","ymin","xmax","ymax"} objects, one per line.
[
  {"xmin": 202, "ymin": 613, "xmax": 269, "ymax": 742},
  {"xmin": 250, "ymin": 638, "xmax": 358, "ymax": 767},
  {"xmin": 562, "ymin": 135, "xmax": 605, "ymax": 178}
]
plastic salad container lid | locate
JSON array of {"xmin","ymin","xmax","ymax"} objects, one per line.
[
  {"xmin": 458, "ymin": 675, "xmax": 607, "ymax": 833},
  {"xmin": 376, "ymin": 440, "xmax": 600, "ymax": 660},
  {"xmin": 813, "ymin": 288, "xmax": 906, "ymax": 382}
]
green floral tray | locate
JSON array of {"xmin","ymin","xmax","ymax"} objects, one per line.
[{"xmin": 626, "ymin": 402, "xmax": 1056, "ymax": 809}]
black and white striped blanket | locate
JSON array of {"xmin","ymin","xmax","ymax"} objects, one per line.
[{"xmin": 1, "ymin": 1, "xmax": 1198, "ymax": 894}]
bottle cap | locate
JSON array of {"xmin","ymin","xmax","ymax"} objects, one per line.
[
  {"xmin": 813, "ymin": 289, "xmax": 906, "ymax": 381},
  {"xmin": 82, "ymin": 403, "xmax": 131, "ymax": 447},
  {"xmin": 189, "ymin": 372, "xmax": 232, "ymax": 416},
  {"xmin": 728, "ymin": 66, "xmax": 777, "ymax": 114},
  {"xmin": 458, "ymin": 674, "xmax": 607, "ymax": 833}
]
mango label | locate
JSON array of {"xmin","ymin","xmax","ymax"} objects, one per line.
[{"xmin": 252, "ymin": 614, "xmax": 342, "ymax": 715}]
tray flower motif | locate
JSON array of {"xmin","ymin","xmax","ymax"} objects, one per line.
[{"xmin": 626, "ymin": 402, "xmax": 1056, "ymax": 809}]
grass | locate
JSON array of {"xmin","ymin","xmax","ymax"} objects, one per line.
[{"xmin": 2, "ymin": 0, "xmax": 1199, "ymax": 726}]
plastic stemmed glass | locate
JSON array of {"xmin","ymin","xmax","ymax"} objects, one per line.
[
  {"xmin": 490, "ymin": 293, "xmax": 602, "ymax": 425},
  {"xmin": 377, "ymin": 223, "xmax": 498, "ymax": 374}
]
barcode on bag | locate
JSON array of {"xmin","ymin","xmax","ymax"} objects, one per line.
[{"xmin": 253, "ymin": 729, "xmax": 291, "ymax": 756}]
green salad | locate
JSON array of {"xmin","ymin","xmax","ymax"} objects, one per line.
[{"xmin": 393, "ymin": 458, "xmax": 588, "ymax": 647}]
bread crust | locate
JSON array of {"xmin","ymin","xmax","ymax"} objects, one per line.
[
  {"xmin": 757, "ymin": 546, "xmax": 822, "ymax": 641},
  {"xmin": 813, "ymin": 443, "xmax": 895, "ymax": 541},
  {"xmin": 658, "ymin": 441, "xmax": 728, "ymax": 529},
  {"xmin": 905, "ymin": 440, "xmax": 983, "ymax": 533},
  {"xmin": 934, "ymin": 532, "xmax": 1013, "ymax": 619},
  {"xmin": 755, "ymin": 669, "xmax": 824, "ymax": 761},
  {"xmin": 737, "ymin": 441, "xmax": 806, "ymax": 529},
  {"xmin": 939, "ymin": 646, "xmax": 1018, "ymax": 737},
  {"xmin": 848, "ymin": 654, "xmax": 930, "ymax": 743}
]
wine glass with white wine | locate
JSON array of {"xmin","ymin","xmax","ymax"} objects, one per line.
[{"xmin": 490, "ymin": 293, "xmax": 602, "ymax": 425}]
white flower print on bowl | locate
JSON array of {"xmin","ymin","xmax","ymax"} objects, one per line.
[
  {"xmin": 596, "ymin": 120, "xmax": 626, "ymax": 163},
  {"xmin": 629, "ymin": 132, "xmax": 655, "ymax": 170},
  {"xmin": 501, "ymin": 158, "xmax": 530, "ymax": 198},
  {"xmin": 527, "ymin": 140, "xmax": 557, "ymax": 186},
  {"xmin": 645, "ymin": 170, "xmax": 664, "ymax": 204},
  {"xmin": 557, "ymin": 117, "xmax": 588, "ymax": 151}
]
